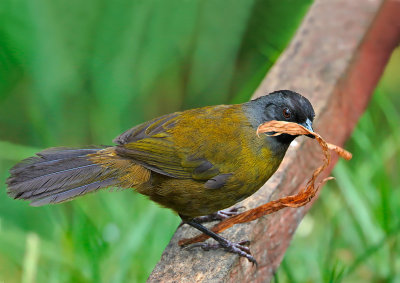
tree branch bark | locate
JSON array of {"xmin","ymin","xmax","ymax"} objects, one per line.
[{"xmin": 148, "ymin": 0, "xmax": 400, "ymax": 281}]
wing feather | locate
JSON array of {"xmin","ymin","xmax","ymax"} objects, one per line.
[{"xmin": 113, "ymin": 112, "xmax": 222, "ymax": 181}]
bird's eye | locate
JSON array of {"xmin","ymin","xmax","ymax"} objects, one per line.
[{"xmin": 283, "ymin": 107, "xmax": 291, "ymax": 119}]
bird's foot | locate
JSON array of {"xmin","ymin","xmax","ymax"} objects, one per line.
[
  {"xmin": 178, "ymin": 207, "xmax": 244, "ymax": 228},
  {"xmin": 188, "ymin": 239, "xmax": 257, "ymax": 265},
  {"xmin": 194, "ymin": 206, "xmax": 244, "ymax": 223}
]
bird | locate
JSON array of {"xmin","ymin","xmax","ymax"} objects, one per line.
[{"xmin": 6, "ymin": 90, "xmax": 315, "ymax": 263}]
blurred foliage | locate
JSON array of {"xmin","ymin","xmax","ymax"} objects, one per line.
[{"xmin": 0, "ymin": 0, "xmax": 312, "ymax": 282}]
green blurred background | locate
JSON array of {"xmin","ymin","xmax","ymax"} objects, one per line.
[{"xmin": 0, "ymin": 0, "xmax": 399, "ymax": 282}]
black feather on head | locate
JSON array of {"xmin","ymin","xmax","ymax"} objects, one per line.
[{"xmin": 245, "ymin": 90, "xmax": 316, "ymax": 151}]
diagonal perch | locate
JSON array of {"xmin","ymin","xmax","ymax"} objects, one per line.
[{"xmin": 149, "ymin": 0, "xmax": 400, "ymax": 281}]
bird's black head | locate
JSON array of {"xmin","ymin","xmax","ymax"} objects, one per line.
[{"xmin": 244, "ymin": 90, "xmax": 315, "ymax": 151}]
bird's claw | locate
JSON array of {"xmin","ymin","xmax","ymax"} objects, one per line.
[{"xmin": 187, "ymin": 239, "xmax": 257, "ymax": 265}]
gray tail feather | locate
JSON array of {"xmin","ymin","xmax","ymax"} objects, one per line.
[{"xmin": 6, "ymin": 146, "xmax": 119, "ymax": 206}]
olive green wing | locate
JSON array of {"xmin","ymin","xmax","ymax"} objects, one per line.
[
  {"xmin": 113, "ymin": 112, "xmax": 180, "ymax": 145},
  {"xmin": 113, "ymin": 112, "xmax": 226, "ymax": 185}
]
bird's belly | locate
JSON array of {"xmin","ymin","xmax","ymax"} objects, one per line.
[
  {"xmin": 136, "ymin": 169, "xmax": 275, "ymax": 218},
  {"xmin": 135, "ymin": 145, "xmax": 283, "ymax": 218}
]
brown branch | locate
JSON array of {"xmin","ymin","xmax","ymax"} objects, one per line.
[{"xmin": 148, "ymin": 0, "xmax": 400, "ymax": 281}]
